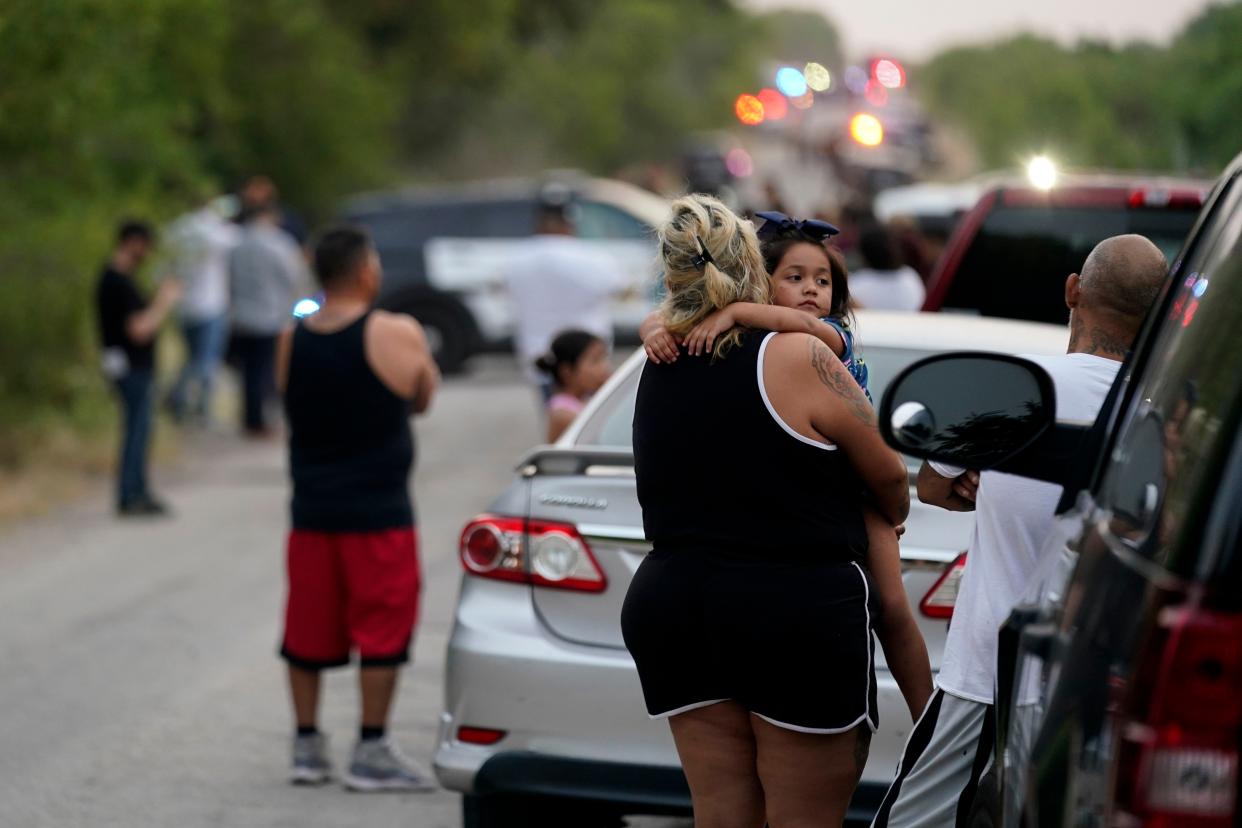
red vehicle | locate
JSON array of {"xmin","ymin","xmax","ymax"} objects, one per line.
[{"xmin": 922, "ymin": 174, "xmax": 1210, "ymax": 324}]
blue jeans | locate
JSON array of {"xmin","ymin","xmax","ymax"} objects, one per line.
[
  {"xmin": 114, "ymin": 369, "xmax": 155, "ymax": 507},
  {"xmin": 169, "ymin": 315, "xmax": 228, "ymax": 420}
]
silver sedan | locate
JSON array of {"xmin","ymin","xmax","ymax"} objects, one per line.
[{"xmin": 434, "ymin": 311, "xmax": 1069, "ymax": 827}]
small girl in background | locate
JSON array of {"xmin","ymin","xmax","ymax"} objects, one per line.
[
  {"xmin": 535, "ymin": 329, "xmax": 613, "ymax": 443},
  {"xmin": 639, "ymin": 210, "xmax": 934, "ymax": 721}
]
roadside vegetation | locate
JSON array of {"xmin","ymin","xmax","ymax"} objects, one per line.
[
  {"xmin": 0, "ymin": 0, "xmax": 1238, "ymax": 505},
  {"xmin": 916, "ymin": 3, "xmax": 1242, "ymax": 173}
]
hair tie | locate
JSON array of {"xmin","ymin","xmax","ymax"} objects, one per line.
[{"xmin": 690, "ymin": 234, "xmax": 716, "ymax": 270}]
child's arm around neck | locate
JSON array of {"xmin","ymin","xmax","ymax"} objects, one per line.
[
  {"xmin": 683, "ymin": 302, "xmax": 848, "ymax": 358},
  {"xmin": 728, "ymin": 303, "xmax": 846, "ymax": 357}
]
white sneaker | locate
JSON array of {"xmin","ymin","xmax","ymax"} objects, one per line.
[
  {"xmin": 290, "ymin": 732, "xmax": 331, "ymax": 785},
  {"xmin": 343, "ymin": 737, "xmax": 437, "ymax": 792}
]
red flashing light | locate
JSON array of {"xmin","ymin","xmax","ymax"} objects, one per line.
[
  {"xmin": 757, "ymin": 88, "xmax": 788, "ymax": 121},
  {"xmin": 872, "ymin": 58, "xmax": 906, "ymax": 89}
]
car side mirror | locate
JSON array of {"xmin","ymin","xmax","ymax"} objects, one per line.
[{"xmin": 879, "ymin": 353, "xmax": 1057, "ymax": 470}]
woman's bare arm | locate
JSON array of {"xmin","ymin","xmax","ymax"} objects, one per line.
[
  {"xmin": 864, "ymin": 509, "xmax": 933, "ymax": 720},
  {"xmin": 546, "ymin": 408, "xmax": 576, "ymax": 443}
]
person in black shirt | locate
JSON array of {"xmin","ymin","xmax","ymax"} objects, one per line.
[
  {"xmin": 621, "ymin": 195, "xmax": 911, "ymax": 826},
  {"xmin": 274, "ymin": 226, "xmax": 439, "ymax": 790},
  {"xmin": 95, "ymin": 220, "xmax": 180, "ymax": 515}
]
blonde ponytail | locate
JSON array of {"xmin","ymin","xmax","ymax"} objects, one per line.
[
  {"xmin": 702, "ymin": 260, "xmax": 735, "ymax": 309},
  {"xmin": 656, "ymin": 194, "xmax": 769, "ymax": 358}
]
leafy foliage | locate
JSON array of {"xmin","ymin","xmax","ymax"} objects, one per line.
[
  {"xmin": 0, "ymin": 0, "xmax": 394, "ymax": 448},
  {"xmin": 915, "ymin": 3, "xmax": 1242, "ymax": 175}
]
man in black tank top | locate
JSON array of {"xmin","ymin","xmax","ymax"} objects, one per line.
[{"xmin": 273, "ymin": 227, "xmax": 439, "ymax": 791}]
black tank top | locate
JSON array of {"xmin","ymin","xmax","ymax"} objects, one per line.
[
  {"xmin": 285, "ymin": 313, "xmax": 415, "ymax": 531},
  {"xmin": 633, "ymin": 330, "xmax": 867, "ymax": 561}
]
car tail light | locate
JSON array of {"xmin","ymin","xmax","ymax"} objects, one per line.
[
  {"xmin": 920, "ymin": 553, "xmax": 967, "ymax": 619},
  {"xmin": 457, "ymin": 726, "xmax": 506, "ymax": 746},
  {"xmin": 1113, "ymin": 603, "xmax": 1242, "ymax": 826},
  {"xmin": 459, "ymin": 515, "xmax": 607, "ymax": 593},
  {"xmin": 1128, "ymin": 188, "xmax": 1205, "ymax": 209}
]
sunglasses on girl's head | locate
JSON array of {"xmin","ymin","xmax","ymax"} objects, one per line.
[{"xmin": 754, "ymin": 210, "xmax": 840, "ymax": 242}]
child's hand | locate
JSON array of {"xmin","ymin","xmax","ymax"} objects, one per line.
[
  {"xmin": 685, "ymin": 308, "xmax": 735, "ymax": 356},
  {"xmin": 643, "ymin": 325, "xmax": 681, "ymax": 364}
]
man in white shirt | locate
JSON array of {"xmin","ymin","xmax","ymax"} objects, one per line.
[
  {"xmin": 229, "ymin": 204, "xmax": 309, "ymax": 436},
  {"xmin": 504, "ymin": 195, "xmax": 627, "ymax": 397},
  {"xmin": 872, "ymin": 235, "xmax": 1169, "ymax": 828},
  {"xmin": 165, "ymin": 200, "xmax": 239, "ymax": 423}
]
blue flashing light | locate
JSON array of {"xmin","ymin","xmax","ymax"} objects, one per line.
[
  {"xmin": 1193, "ymin": 278, "xmax": 1209, "ymax": 298},
  {"xmin": 292, "ymin": 298, "xmax": 321, "ymax": 318},
  {"xmin": 775, "ymin": 67, "xmax": 808, "ymax": 98}
]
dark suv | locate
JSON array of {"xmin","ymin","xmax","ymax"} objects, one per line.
[
  {"xmin": 922, "ymin": 174, "xmax": 1210, "ymax": 325},
  {"xmin": 879, "ymin": 151, "xmax": 1242, "ymax": 827}
]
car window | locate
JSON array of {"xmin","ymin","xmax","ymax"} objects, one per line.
[
  {"xmin": 354, "ymin": 199, "xmax": 537, "ymax": 290},
  {"xmin": 1097, "ymin": 176, "xmax": 1242, "ymax": 576},
  {"xmin": 573, "ymin": 362, "xmax": 641, "ymax": 448},
  {"xmin": 469, "ymin": 200, "xmax": 536, "ymax": 236},
  {"xmin": 575, "ymin": 202, "xmax": 651, "ymax": 240},
  {"xmin": 943, "ymin": 204, "xmax": 1199, "ymax": 325},
  {"xmin": 858, "ymin": 345, "xmax": 928, "ymax": 412},
  {"xmin": 572, "ymin": 344, "xmax": 932, "ymax": 456},
  {"xmin": 354, "ymin": 207, "xmax": 442, "ymax": 284},
  {"xmin": 1216, "ymin": 438, "xmax": 1242, "ymax": 606}
]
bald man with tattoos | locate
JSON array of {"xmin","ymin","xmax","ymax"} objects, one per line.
[{"xmin": 873, "ymin": 234, "xmax": 1169, "ymax": 828}]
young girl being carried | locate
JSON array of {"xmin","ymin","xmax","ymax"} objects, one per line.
[{"xmin": 639, "ymin": 210, "xmax": 933, "ymax": 721}]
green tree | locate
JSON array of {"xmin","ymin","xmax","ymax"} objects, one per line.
[
  {"xmin": 914, "ymin": 2, "xmax": 1242, "ymax": 176},
  {"xmin": 0, "ymin": 0, "xmax": 395, "ymax": 454},
  {"xmin": 484, "ymin": 0, "xmax": 759, "ymax": 173},
  {"xmin": 1170, "ymin": 3, "xmax": 1242, "ymax": 171},
  {"xmin": 758, "ymin": 8, "xmax": 844, "ymax": 71}
]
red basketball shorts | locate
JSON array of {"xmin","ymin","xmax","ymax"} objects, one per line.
[{"xmin": 279, "ymin": 527, "xmax": 421, "ymax": 669}]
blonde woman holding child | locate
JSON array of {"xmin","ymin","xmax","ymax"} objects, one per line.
[{"xmin": 623, "ymin": 197, "xmax": 931, "ymax": 827}]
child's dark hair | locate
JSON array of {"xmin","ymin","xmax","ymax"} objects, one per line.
[
  {"xmin": 534, "ymin": 329, "xmax": 602, "ymax": 387},
  {"xmin": 760, "ymin": 229, "xmax": 853, "ymax": 322}
]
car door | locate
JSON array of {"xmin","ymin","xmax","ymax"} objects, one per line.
[{"xmin": 1000, "ymin": 165, "xmax": 1242, "ymax": 827}]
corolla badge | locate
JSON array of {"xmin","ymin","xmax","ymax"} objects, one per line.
[{"xmin": 539, "ymin": 494, "xmax": 608, "ymax": 510}]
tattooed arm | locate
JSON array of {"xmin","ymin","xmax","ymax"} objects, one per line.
[{"xmin": 801, "ymin": 336, "xmax": 910, "ymax": 524}]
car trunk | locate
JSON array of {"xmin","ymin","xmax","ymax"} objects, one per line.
[{"xmin": 525, "ymin": 453, "xmax": 972, "ymax": 670}]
